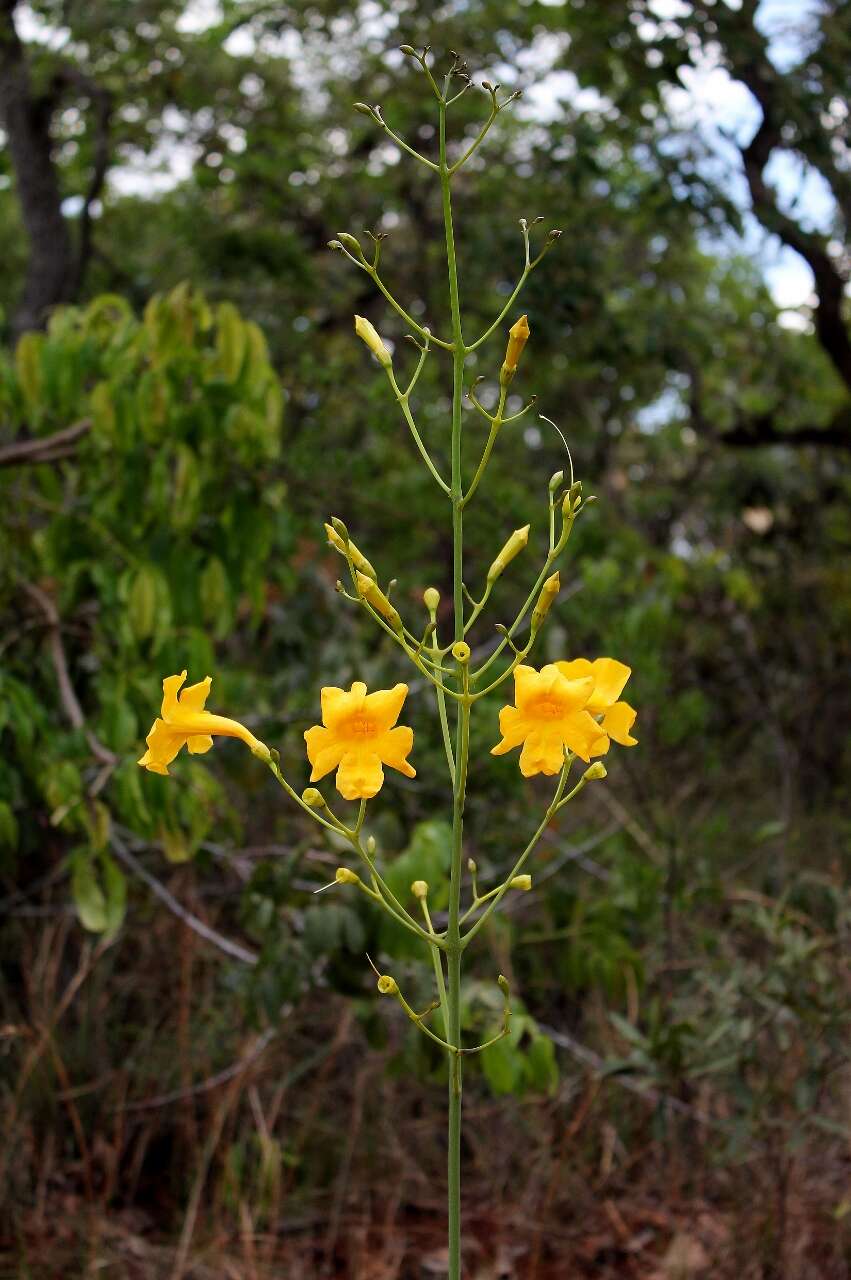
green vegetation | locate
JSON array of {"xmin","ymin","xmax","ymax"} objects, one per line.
[{"xmin": 1, "ymin": 1, "xmax": 849, "ymax": 1274}]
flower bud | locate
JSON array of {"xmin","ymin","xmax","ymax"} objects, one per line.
[
  {"xmin": 399, "ymin": 44, "xmax": 417, "ymax": 56},
  {"xmin": 335, "ymin": 867, "xmax": 360, "ymax": 885},
  {"xmin": 355, "ymin": 571, "xmax": 403, "ymax": 633},
  {"xmin": 302, "ymin": 787, "xmax": 326, "ymax": 808},
  {"xmin": 451, "ymin": 640, "xmax": 471, "ymax": 664},
  {"xmin": 510, "ymin": 874, "xmax": 532, "ymax": 891},
  {"xmin": 487, "ymin": 524, "xmax": 530, "ymax": 584},
  {"xmin": 336, "ymin": 232, "xmax": 367, "ymax": 262},
  {"xmin": 497, "ymin": 974, "xmax": 510, "ymax": 996},
  {"xmin": 567, "ymin": 481, "xmax": 582, "ymax": 509},
  {"xmin": 325, "ymin": 521, "xmax": 377, "ymax": 580},
  {"xmin": 366, "ymin": 835, "xmax": 376, "ymax": 855},
  {"xmin": 377, "ymin": 974, "xmax": 399, "ymax": 996},
  {"xmin": 500, "ymin": 314, "xmax": 530, "ymax": 387},
  {"xmin": 531, "ymin": 571, "xmax": 560, "ymax": 633},
  {"xmin": 354, "ymin": 315, "xmax": 392, "ymax": 367},
  {"xmin": 467, "ymin": 857, "xmax": 477, "ymax": 875},
  {"xmin": 411, "ymin": 879, "xmax": 429, "ymax": 900},
  {"xmin": 548, "ymin": 470, "xmax": 564, "ymax": 494},
  {"xmin": 423, "ymin": 586, "xmax": 440, "ymax": 613},
  {"xmin": 584, "ymin": 761, "xmax": 607, "ymax": 781},
  {"xmin": 353, "ymin": 102, "xmax": 375, "ymax": 117}
]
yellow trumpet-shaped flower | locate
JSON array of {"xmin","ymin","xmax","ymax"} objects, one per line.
[
  {"xmin": 491, "ymin": 664, "xmax": 600, "ymax": 774},
  {"xmin": 555, "ymin": 657, "xmax": 638, "ymax": 753},
  {"xmin": 304, "ymin": 681, "xmax": 416, "ymax": 800},
  {"xmin": 138, "ymin": 671, "xmax": 270, "ymax": 776}
]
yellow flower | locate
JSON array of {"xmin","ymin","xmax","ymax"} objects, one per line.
[
  {"xmin": 491, "ymin": 664, "xmax": 601, "ymax": 774},
  {"xmin": 138, "ymin": 671, "xmax": 269, "ymax": 776},
  {"xmin": 304, "ymin": 681, "xmax": 416, "ymax": 800},
  {"xmin": 554, "ymin": 658, "xmax": 638, "ymax": 753}
]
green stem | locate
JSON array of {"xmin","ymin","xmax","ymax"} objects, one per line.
[{"xmin": 440, "ymin": 96, "xmax": 467, "ymax": 1280}]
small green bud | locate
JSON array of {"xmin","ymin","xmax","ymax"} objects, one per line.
[
  {"xmin": 353, "ymin": 102, "xmax": 375, "ymax": 116},
  {"xmin": 377, "ymin": 974, "xmax": 399, "ymax": 996},
  {"xmin": 302, "ymin": 787, "xmax": 326, "ymax": 808},
  {"xmin": 399, "ymin": 44, "xmax": 417, "ymax": 56},
  {"xmin": 497, "ymin": 974, "xmax": 510, "ymax": 996},
  {"xmin": 510, "ymin": 874, "xmax": 532, "ymax": 891},
  {"xmin": 335, "ymin": 867, "xmax": 360, "ymax": 885},
  {"xmin": 548, "ymin": 470, "xmax": 564, "ymax": 493},
  {"xmin": 451, "ymin": 640, "xmax": 471, "ymax": 664},
  {"xmin": 366, "ymin": 835, "xmax": 376, "ymax": 855},
  {"xmin": 467, "ymin": 857, "xmax": 477, "ymax": 875},
  {"xmin": 411, "ymin": 879, "xmax": 429, "ymax": 900},
  {"xmin": 336, "ymin": 232, "xmax": 366, "ymax": 261},
  {"xmin": 567, "ymin": 481, "xmax": 582, "ymax": 509},
  {"xmin": 423, "ymin": 586, "xmax": 440, "ymax": 613},
  {"xmin": 584, "ymin": 761, "xmax": 607, "ymax": 781}
]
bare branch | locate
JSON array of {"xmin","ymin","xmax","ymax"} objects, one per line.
[{"xmin": 0, "ymin": 418, "xmax": 91, "ymax": 468}]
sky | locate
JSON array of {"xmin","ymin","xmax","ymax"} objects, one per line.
[{"xmin": 9, "ymin": 0, "xmax": 838, "ymax": 323}]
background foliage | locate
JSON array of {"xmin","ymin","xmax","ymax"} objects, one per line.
[{"xmin": 1, "ymin": 1, "xmax": 849, "ymax": 1275}]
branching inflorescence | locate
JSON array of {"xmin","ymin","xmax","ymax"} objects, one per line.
[{"xmin": 137, "ymin": 46, "xmax": 637, "ymax": 1280}]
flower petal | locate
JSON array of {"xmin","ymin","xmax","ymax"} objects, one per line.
[
  {"xmin": 364, "ymin": 683, "xmax": 409, "ymax": 733},
  {"xmin": 555, "ymin": 658, "xmax": 593, "ymax": 684},
  {"xmin": 378, "ymin": 725, "xmax": 416, "ymax": 777},
  {"xmin": 519, "ymin": 730, "xmax": 564, "ymax": 777},
  {"xmin": 305, "ymin": 725, "xmax": 346, "ymax": 780},
  {"xmin": 336, "ymin": 749, "xmax": 384, "ymax": 800},
  {"xmin": 561, "ymin": 709, "xmax": 607, "ymax": 763},
  {"xmin": 138, "ymin": 718, "xmax": 188, "ymax": 774},
  {"xmin": 186, "ymin": 734, "xmax": 214, "ymax": 755},
  {"xmin": 320, "ymin": 686, "xmax": 352, "ymax": 730},
  {"xmin": 513, "ymin": 664, "xmax": 542, "ymax": 709},
  {"xmin": 491, "ymin": 705, "xmax": 533, "ymax": 755},
  {"xmin": 179, "ymin": 676, "xmax": 212, "ymax": 713},
  {"xmin": 602, "ymin": 700, "xmax": 638, "ymax": 746},
  {"xmin": 161, "ymin": 671, "xmax": 188, "ymax": 721},
  {"xmin": 587, "ymin": 658, "xmax": 631, "ymax": 712},
  {"xmin": 551, "ymin": 670, "xmax": 594, "ymax": 711}
]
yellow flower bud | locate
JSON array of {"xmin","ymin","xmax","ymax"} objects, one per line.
[
  {"xmin": 366, "ymin": 835, "xmax": 376, "ymax": 855},
  {"xmin": 531, "ymin": 571, "xmax": 560, "ymax": 633},
  {"xmin": 510, "ymin": 874, "xmax": 532, "ymax": 891},
  {"xmin": 423, "ymin": 586, "xmax": 441, "ymax": 613},
  {"xmin": 377, "ymin": 974, "xmax": 399, "ymax": 996},
  {"xmin": 451, "ymin": 640, "xmax": 471, "ymax": 664},
  {"xmin": 497, "ymin": 974, "xmax": 510, "ymax": 997},
  {"xmin": 584, "ymin": 761, "xmax": 607, "ymax": 781},
  {"xmin": 335, "ymin": 867, "xmax": 360, "ymax": 885},
  {"xmin": 411, "ymin": 879, "xmax": 429, "ymax": 900},
  {"xmin": 302, "ymin": 787, "xmax": 326, "ymax": 808},
  {"xmin": 500, "ymin": 314, "xmax": 530, "ymax": 385},
  {"xmin": 354, "ymin": 314, "xmax": 392, "ymax": 367},
  {"xmin": 324, "ymin": 522, "xmax": 377, "ymax": 580},
  {"xmin": 487, "ymin": 525, "xmax": 530, "ymax": 584},
  {"xmin": 355, "ymin": 571, "xmax": 403, "ymax": 633}
]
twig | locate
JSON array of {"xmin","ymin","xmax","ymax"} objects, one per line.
[
  {"xmin": 22, "ymin": 579, "xmax": 117, "ymax": 767},
  {"xmin": 110, "ymin": 833, "xmax": 259, "ymax": 966},
  {"xmin": 120, "ymin": 1027, "xmax": 280, "ymax": 1111},
  {"xmin": 0, "ymin": 419, "xmax": 91, "ymax": 467}
]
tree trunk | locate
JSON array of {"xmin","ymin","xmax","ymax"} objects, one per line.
[{"xmin": 0, "ymin": 0, "xmax": 74, "ymax": 337}]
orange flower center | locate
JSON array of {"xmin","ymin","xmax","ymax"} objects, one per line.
[
  {"xmin": 346, "ymin": 716, "xmax": 377, "ymax": 739},
  {"xmin": 532, "ymin": 698, "xmax": 564, "ymax": 721}
]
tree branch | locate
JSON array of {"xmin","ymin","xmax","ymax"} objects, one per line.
[{"xmin": 0, "ymin": 418, "xmax": 91, "ymax": 467}]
